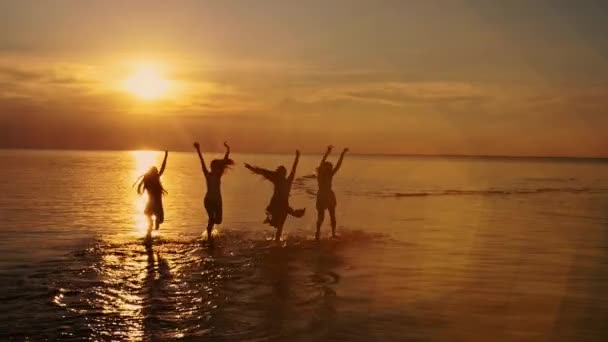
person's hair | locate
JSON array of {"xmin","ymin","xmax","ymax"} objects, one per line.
[
  {"xmin": 135, "ymin": 166, "xmax": 167, "ymax": 195},
  {"xmin": 276, "ymin": 165, "xmax": 287, "ymax": 177},
  {"xmin": 210, "ymin": 158, "xmax": 234, "ymax": 176}
]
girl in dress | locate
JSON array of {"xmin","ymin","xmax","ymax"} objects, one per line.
[{"xmin": 194, "ymin": 142, "xmax": 234, "ymax": 242}]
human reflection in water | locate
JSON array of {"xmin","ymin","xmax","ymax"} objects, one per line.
[
  {"xmin": 315, "ymin": 146, "xmax": 348, "ymax": 240},
  {"xmin": 308, "ymin": 244, "xmax": 340, "ymax": 338},
  {"xmin": 245, "ymin": 150, "xmax": 306, "ymax": 241},
  {"xmin": 194, "ymin": 142, "xmax": 234, "ymax": 243},
  {"xmin": 136, "ymin": 150, "xmax": 168, "ymax": 238},
  {"xmin": 259, "ymin": 243, "xmax": 340, "ymax": 339},
  {"xmin": 263, "ymin": 247, "xmax": 293, "ymax": 335},
  {"xmin": 142, "ymin": 242, "xmax": 171, "ymax": 340}
]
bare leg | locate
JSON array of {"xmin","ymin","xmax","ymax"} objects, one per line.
[
  {"xmin": 206, "ymin": 220, "xmax": 214, "ymax": 242},
  {"xmin": 143, "ymin": 216, "xmax": 152, "ymax": 243},
  {"xmin": 329, "ymin": 206, "xmax": 337, "ymax": 238},
  {"xmin": 275, "ymin": 224, "xmax": 283, "ymax": 242},
  {"xmin": 316, "ymin": 209, "xmax": 325, "ymax": 241}
]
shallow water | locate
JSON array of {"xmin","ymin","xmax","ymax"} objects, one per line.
[{"xmin": 1, "ymin": 150, "xmax": 608, "ymax": 341}]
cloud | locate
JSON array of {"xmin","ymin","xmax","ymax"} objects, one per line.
[
  {"xmin": 0, "ymin": 65, "xmax": 42, "ymax": 81},
  {"xmin": 267, "ymin": 80, "xmax": 491, "ymax": 116},
  {"xmin": 0, "ymin": 54, "xmax": 606, "ymax": 156},
  {"xmin": 0, "ymin": 61, "xmax": 105, "ymax": 106},
  {"xmin": 0, "ymin": 63, "xmax": 96, "ymax": 85},
  {"xmin": 340, "ymin": 82, "xmax": 489, "ymax": 106}
]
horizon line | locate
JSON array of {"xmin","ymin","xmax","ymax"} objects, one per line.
[{"xmin": 1, "ymin": 147, "xmax": 607, "ymax": 161}]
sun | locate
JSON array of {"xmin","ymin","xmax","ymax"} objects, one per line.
[{"xmin": 123, "ymin": 64, "xmax": 170, "ymax": 100}]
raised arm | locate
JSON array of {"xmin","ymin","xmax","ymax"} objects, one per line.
[
  {"xmin": 332, "ymin": 148, "xmax": 348, "ymax": 175},
  {"xmin": 193, "ymin": 142, "xmax": 209, "ymax": 176},
  {"xmin": 320, "ymin": 145, "xmax": 333, "ymax": 166},
  {"xmin": 288, "ymin": 150, "xmax": 301, "ymax": 183},
  {"xmin": 223, "ymin": 141, "xmax": 230, "ymax": 160},
  {"xmin": 245, "ymin": 163, "xmax": 275, "ymax": 181},
  {"xmin": 159, "ymin": 150, "xmax": 168, "ymax": 175}
]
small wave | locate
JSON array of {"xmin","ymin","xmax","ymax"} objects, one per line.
[
  {"xmin": 292, "ymin": 183, "xmax": 603, "ymax": 200},
  {"xmin": 524, "ymin": 177, "xmax": 576, "ymax": 182},
  {"xmin": 390, "ymin": 187, "xmax": 598, "ymax": 198},
  {"xmin": 291, "ymin": 173, "xmax": 604, "ymax": 200},
  {"xmin": 393, "ymin": 192, "xmax": 432, "ymax": 197}
]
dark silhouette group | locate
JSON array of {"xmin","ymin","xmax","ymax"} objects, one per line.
[{"xmin": 136, "ymin": 144, "xmax": 348, "ymax": 242}]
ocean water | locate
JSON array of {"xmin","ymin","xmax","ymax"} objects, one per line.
[{"xmin": 1, "ymin": 149, "xmax": 608, "ymax": 341}]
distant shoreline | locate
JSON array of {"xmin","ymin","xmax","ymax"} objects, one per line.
[{"xmin": 1, "ymin": 147, "xmax": 607, "ymax": 161}]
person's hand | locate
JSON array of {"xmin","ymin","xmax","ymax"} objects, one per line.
[
  {"xmin": 164, "ymin": 150, "xmax": 168, "ymax": 154},
  {"xmin": 224, "ymin": 141, "xmax": 229, "ymax": 149},
  {"xmin": 327, "ymin": 145, "xmax": 334, "ymax": 151},
  {"xmin": 296, "ymin": 150, "xmax": 301, "ymax": 156},
  {"xmin": 343, "ymin": 148, "xmax": 349, "ymax": 153},
  {"xmin": 193, "ymin": 142, "xmax": 200, "ymax": 149},
  {"xmin": 244, "ymin": 163, "xmax": 252, "ymax": 169}
]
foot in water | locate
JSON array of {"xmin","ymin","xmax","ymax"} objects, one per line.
[{"xmin": 203, "ymin": 237, "xmax": 215, "ymax": 247}]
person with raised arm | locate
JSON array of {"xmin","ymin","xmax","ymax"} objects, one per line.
[
  {"xmin": 136, "ymin": 150, "xmax": 169, "ymax": 236},
  {"xmin": 194, "ymin": 141, "xmax": 234, "ymax": 242},
  {"xmin": 245, "ymin": 150, "xmax": 306, "ymax": 241},
  {"xmin": 315, "ymin": 145, "xmax": 348, "ymax": 240}
]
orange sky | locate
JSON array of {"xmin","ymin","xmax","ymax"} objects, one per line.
[{"xmin": 0, "ymin": 1, "xmax": 607, "ymax": 157}]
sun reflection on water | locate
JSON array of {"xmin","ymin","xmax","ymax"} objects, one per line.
[{"xmin": 97, "ymin": 251, "xmax": 146, "ymax": 341}]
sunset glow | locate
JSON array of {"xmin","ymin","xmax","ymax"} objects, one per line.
[
  {"xmin": 2, "ymin": 1, "xmax": 608, "ymax": 340},
  {"xmin": 1, "ymin": 2, "xmax": 607, "ymax": 156},
  {"xmin": 123, "ymin": 64, "xmax": 170, "ymax": 100}
]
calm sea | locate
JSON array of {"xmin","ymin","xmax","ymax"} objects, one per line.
[{"xmin": 1, "ymin": 149, "xmax": 608, "ymax": 341}]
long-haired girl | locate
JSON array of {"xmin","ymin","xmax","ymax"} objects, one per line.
[
  {"xmin": 315, "ymin": 145, "xmax": 348, "ymax": 240},
  {"xmin": 136, "ymin": 150, "xmax": 168, "ymax": 235},
  {"xmin": 194, "ymin": 141, "xmax": 234, "ymax": 242}
]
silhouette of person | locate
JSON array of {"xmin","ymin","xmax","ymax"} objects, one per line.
[
  {"xmin": 136, "ymin": 150, "xmax": 168, "ymax": 236},
  {"xmin": 315, "ymin": 146, "xmax": 348, "ymax": 240},
  {"xmin": 194, "ymin": 141, "xmax": 234, "ymax": 242},
  {"xmin": 245, "ymin": 150, "xmax": 305, "ymax": 241}
]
